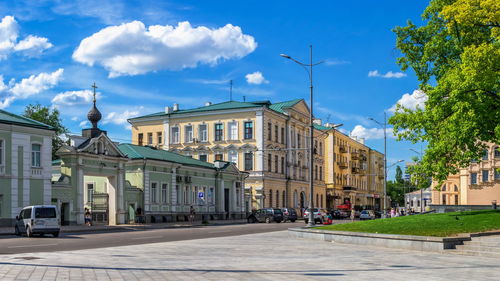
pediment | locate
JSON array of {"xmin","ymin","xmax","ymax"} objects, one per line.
[
  {"xmin": 225, "ymin": 144, "xmax": 238, "ymax": 151},
  {"xmin": 221, "ymin": 162, "xmax": 241, "ymax": 174},
  {"xmin": 290, "ymin": 100, "xmax": 310, "ymax": 115},
  {"xmin": 196, "ymin": 145, "xmax": 210, "ymax": 151},
  {"xmin": 77, "ymin": 133, "xmax": 125, "ymax": 158},
  {"xmin": 57, "ymin": 145, "xmax": 76, "ymax": 154},
  {"xmin": 240, "ymin": 144, "xmax": 256, "ymax": 151},
  {"xmin": 212, "ymin": 144, "xmax": 224, "ymax": 152}
]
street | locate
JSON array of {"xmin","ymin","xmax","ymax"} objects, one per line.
[{"xmin": 0, "ymin": 222, "xmax": 302, "ymax": 255}]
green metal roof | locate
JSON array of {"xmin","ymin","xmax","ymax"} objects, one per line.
[
  {"xmin": 130, "ymin": 100, "xmax": 271, "ymax": 120},
  {"xmin": 268, "ymin": 99, "xmax": 303, "ymax": 114},
  {"xmin": 0, "ymin": 109, "xmax": 54, "ymax": 130},
  {"xmin": 117, "ymin": 143, "xmax": 215, "ymax": 169},
  {"xmin": 313, "ymin": 123, "xmax": 332, "ymax": 131},
  {"xmin": 52, "ymin": 159, "xmax": 62, "ymax": 166}
]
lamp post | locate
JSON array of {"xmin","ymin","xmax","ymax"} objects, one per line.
[
  {"xmin": 368, "ymin": 112, "xmax": 388, "ymax": 215},
  {"xmin": 409, "ymin": 148, "xmax": 424, "ymax": 213},
  {"xmin": 281, "ymin": 45, "xmax": 324, "ymax": 227}
]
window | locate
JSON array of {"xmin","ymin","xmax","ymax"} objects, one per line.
[
  {"xmin": 184, "ymin": 186, "xmax": 189, "ymax": 204},
  {"xmin": 31, "ymin": 143, "xmax": 41, "ymax": 167},
  {"xmin": 319, "ymin": 166, "xmax": 323, "ymax": 180},
  {"xmin": 215, "ymin": 123, "xmax": 224, "ymax": 141},
  {"xmin": 274, "ymin": 125, "xmax": 279, "ymax": 142},
  {"xmin": 482, "ymin": 149, "xmax": 489, "ymax": 160},
  {"xmin": 454, "ymin": 195, "xmax": 459, "ymax": 205},
  {"xmin": 482, "ymin": 170, "xmax": 489, "ymax": 182},
  {"xmin": 281, "ymin": 127, "xmax": 285, "ymax": 144},
  {"xmin": 171, "ymin": 127, "xmax": 180, "ymax": 144},
  {"xmin": 267, "ymin": 122, "xmax": 272, "ymax": 141},
  {"xmin": 297, "ymin": 134, "xmax": 301, "ymax": 148},
  {"xmin": 157, "ymin": 132, "xmax": 162, "ymax": 144},
  {"xmin": 161, "ymin": 183, "xmax": 168, "ymax": 203},
  {"xmin": 495, "ymin": 146, "xmax": 500, "ymax": 158},
  {"xmin": 244, "ymin": 152, "xmax": 253, "ymax": 171},
  {"xmin": 244, "ymin": 121, "xmax": 253, "ymax": 139},
  {"xmin": 185, "ymin": 125, "xmax": 193, "ymax": 143},
  {"xmin": 215, "ymin": 153, "xmax": 223, "ymax": 161},
  {"xmin": 319, "ymin": 142, "xmax": 323, "ymax": 156},
  {"xmin": 281, "ymin": 157, "xmax": 285, "ymax": 174},
  {"xmin": 138, "ymin": 133, "xmax": 143, "ymax": 146},
  {"xmin": 454, "ymin": 185, "xmax": 458, "ymax": 192},
  {"xmin": 151, "ymin": 182, "xmax": 157, "ymax": 203},
  {"xmin": 442, "ymin": 185, "xmax": 446, "ymax": 191},
  {"xmin": 199, "ymin": 154, "xmax": 207, "ymax": 162},
  {"xmin": 236, "ymin": 187, "xmax": 241, "ymax": 207},
  {"xmin": 274, "ymin": 155, "xmax": 279, "ymax": 173},
  {"xmin": 86, "ymin": 183, "xmax": 94, "ymax": 203},
  {"xmin": 147, "ymin": 133, "xmax": 153, "ymax": 145},
  {"xmin": 314, "ymin": 165, "xmax": 318, "ymax": 180},
  {"xmin": 228, "ymin": 122, "xmax": 238, "ymax": 140},
  {"xmin": 316, "ymin": 194, "xmax": 319, "ymax": 207},
  {"xmin": 471, "ymin": 173, "xmax": 477, "ymax": 184},
  {"xmin": 175, "ymin": 185, "xmax": 180, "ymax": 204},
  {"xmin": 495, "ymin": 169, "xmax": 500, "ymax": 180},
  {"xmin": 268, "ymin": 154, "xmax": 272, "ymax": 172},
  {"xmin": 282, "ymin": 191, "xmax": 286, "ymax": 207},
  {"xmin": 228, "ymin": 150, "xmax": 238, "ymax": 164},
  {"xmin": 209, "ymin": 187, "xmax": 215, "ymax": 204},
  {"xmin": 199, "ymin": 124, "xmax": 208, "ymax": 142},
  {"xmin": 276, "ymin": 190, "xmax": 279, "ymax": 207},
  {"xmin": 0, "ymin": 139, "xmax": 3, "ymax": 166},
  {"xmin": 442, "ymin": 194, "xmax": 446, "ymax": 205},
  {"xmin": 269, "ymin": 189, "xmax": 273, "ymax": 208}
]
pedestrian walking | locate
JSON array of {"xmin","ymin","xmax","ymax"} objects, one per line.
[
  {"xmin": 350, "ymin": 208, "xmax": 355, "ymax": 222},
  {"xmin": 84, "ymin": 208, "xmax": 92, "ymax": 226},
  {"xmin": 189, "ymin": 205, "xmax": 196, "ymax": 224}
]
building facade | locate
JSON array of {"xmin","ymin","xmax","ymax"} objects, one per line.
[
  {"xmin": 128, "ymin": 99, "xmax": 328, "ymax": 212},
  {"xmin": 405, "ymin": 188, "xmax": 432, "ymax": 212},
  {"xmin": 323, "ymin": 127, "xmax": 385, "ymax": 211},
  {"xmin": 0, "ymin": 110, "xmax": 54, "ymax": 226},
  {"xmin": 431, "ymin": 143, "xmax": 500, "ymax": 206}
]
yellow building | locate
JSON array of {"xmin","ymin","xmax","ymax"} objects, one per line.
[
  {"xmin": 322, "ymin": 126, "xmax": 385, "ymax": 210},
  {"xmin": 128, "ymin": 99, "xmax": 328, "ymax": 212},
  {"xmin": 431, "ymin": 142, "xmax": 500, "ymax": 206}
]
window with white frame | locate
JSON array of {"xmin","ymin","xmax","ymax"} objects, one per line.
[
  {"xmin": 171, "ymin": 127, "xmax": 180, "ymax": 144},
  {"xmin": 184, "ymin": 186, "xmax": 190, "ymax": 204},
  {"xmin": 31, "ymin": 143, "xmax": 41, "ymax": 167},
  {"xmin": 244, "ymin": 121, "xmax": 253, "ymax": 139},
  {"xmin": 228, "ymin": 150, "xmax": 238, "ymax": 165},
  {"xmin": 471, "ymin": 173, "xmax": 477, "ymax": 184},
  {"xmin": 161, "ymin": 183, "xmax": 168, "ymax": 203},
  {"xmin": 215, "ymin": 123, "xmax": 224, "ymax": 141},
  {"xmin": 151, "ymin": 182, "xmax": 158, "ymax": 203},
  {"xmin": 147, "ymin": 133, "xmax": 153, "ymax": 145},
  {"xmin": 185, "ymin": 125, "xmax": 193, "ymax": 143},
  {"xmin": 228, "ymin": 122, "xmax": 238, "ymax": 140},
  {"xmin": 199, "ymin": 124, "xmax": 208, "ymax": 142},
  {"xmin": 199, "ymin": 154, "xmax": 207, "ymax": 162},
  {"xmin": 86, "ymin": 183, "xmax": 94, "ymax": 203},
  {"xmin": 482, "ymin": 170, "xmax": 489, "ymax": 182},
  {"xmin": 209, "ymin": 187, "xmax": 215, "ymax": 204}
]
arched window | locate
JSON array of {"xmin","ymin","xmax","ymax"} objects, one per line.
[
  {"xmin": 442, "ymin": 184, "xmax": 446, "ymax": 191},
  {"xmin": 482, "ymin": 149, "xmax": 489, "ymax": 160},
  {"xmin": 269, "ymin": 189, "xmax": 273, "ymax": 208},
  {"xmin": 276, "ymin": 190, "xmax": 279, "ymax": 208},
  {"xmin": 494, "ymin": 146, "xmax": 500, "ymax": 158},
  {"xmin": 316, "ymin": 194, "xmax": 319, "ymax": 207},
  {"xmin": 293, "ymin": 190, "xmax": 298, "ymax": 208},
  {"xmin": 454, "ymin": 185, "xmax": 458, "ymax": 192},
  {"xmin": 282, "ymin": 191, "xmax": 286, "ymax": 208}
]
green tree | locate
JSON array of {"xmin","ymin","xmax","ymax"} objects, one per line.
[
  {"xmin": 395, "ymin": 165, "xmax": 404, "ymax": 185},
  {"xmin": 389, "ymin": 0, "xmax": 500, "ymax": 183},
  {"xmin": 23, "ymin": 103, "xmax": 68, "ymax": 159}
]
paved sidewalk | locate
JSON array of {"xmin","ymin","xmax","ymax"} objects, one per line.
[
  {"xmin": 0, "ymin": 231, "xmax": 498, "ymax": 280},
  {"xmin": 0, "ymin": 219, "xmax": 247, "ymax": 235}
]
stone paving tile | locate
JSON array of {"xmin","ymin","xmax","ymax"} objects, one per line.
[{"xmin": 0, "ymin": 231, "xmax": 499, "ymax": 280}]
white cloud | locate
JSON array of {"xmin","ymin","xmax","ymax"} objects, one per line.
[
  {"xmin": 245, "ymin": 71, "xmax": 268, "ymax": 85},
  {"xmin": 0, "ymin": 16, "xmax": 52, "ymax": 59},
  {"xmin": 73, "ymin": 21, "xmax": 257, "ymax": 77},
  {"xmin": 102, "ymin": 107, "xmax": 143, "ymax": 129},
  {"xmin": 368, "ymin": 70, "xmax": 406, "ymax": 79},
  {"xmin": 389, "ymin": 89, "xmax": 428, "ymax": 113},
  {"xmin": 0, "ymin": 68, "xmax": 64, "ymax": 108},
  {"xmin": 52, "ymin": 90, "xmax": 98, "ymax": 106},
  {"xmin": 71, "ymin": 116, "xmax": 78, "ymax": 121},
  {"xmin": 325, "ymin": 59, "xmax": 350, "ymax": 66},
  {"xmin": 350, "ymin": 125, "xmax": 395, "ymax": 140},
  {"xmin": 79, "ymin": 120, "xmax": 89, "ymax": 127}
]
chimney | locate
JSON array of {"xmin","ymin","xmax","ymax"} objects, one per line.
[
  {"xmin": 165, "ymin": 106, "xmax": 172, "ymax": 113},
  {"xmin": 205, "ymin": 102, "xmax": 212, "ymax": 106},
  {"xmin": 173, "ymin": 103, "xmax": 179, "ymax": 111}
]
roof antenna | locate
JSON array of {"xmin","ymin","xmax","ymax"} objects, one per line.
[{"xmin": 229, "ymin": 80, "xmax": 233, "ymax": 101}]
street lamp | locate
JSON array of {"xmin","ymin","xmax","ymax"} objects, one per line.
[
  {"xmin": 409, "ymin": 148, "xmax": 425, "ymax": 213},
  {"xmin": 368, "ymin": 112, "xmax": 388, "ymax": 214},
  {"xmin": 281, "ymin": 45, "xmax": 324, "ymax": 227}
]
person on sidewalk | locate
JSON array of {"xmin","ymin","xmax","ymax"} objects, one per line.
[
  {"xmin": 350, "ymin": 208, "xmax": 355, "ymax": 222},
  {"xmin": 189, "ymin": 206, "xmax": 196, "ymax": 224},
  {"xmin": 84, "ymin": 208, "xmax": 92, "ymax": 226}
]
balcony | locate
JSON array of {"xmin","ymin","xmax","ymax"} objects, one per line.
[
  {"xmin": 339, "ymin": 145, "xmax": 347, "ymax": 153},
  {"xmin": 352, "ymin": 167, "xmax": 360, "ymax": 174},
  {"xmin": 351, "ymin": 152, "xmax": 359, "ymax": 160},
  {"xmin": 343, "ymin": 186, "xmax": 357, "ymax": 191},
  {"xmin": 337, "ymin": 162, "xmax": 348, "ymax": 169}
]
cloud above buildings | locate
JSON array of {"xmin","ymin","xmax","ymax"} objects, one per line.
[
  {"xmin": 73, "ymin": 21, "xmax": 257, "ymax": 77},
  {"xmin": 350, "ymin": 125, "xmax": 395, "ymax": 140},
  {"xmin": 0, "ymin": 68, "xmax": 64, "ymax": 108},
  {"xmin": 52, "ymin": 89, "xmax": 99, "ymax": 106},
  {"xmin": 368, "ymin": 70, "xmax": 406, "ymax": 79},
  {"xmin": 389, "ymin": 89, "xmax": 428, "ymax": 113},
  {"xmin": 102, "ymin": 107, "xmax": 144, "ymax": 129},
  {"xmin": 0, "ymin": 16, "xmax": 52, "ymax": 59},
  {"xmin": 245, "ymin": 71, "xmax": 268, "ymax": 85}
]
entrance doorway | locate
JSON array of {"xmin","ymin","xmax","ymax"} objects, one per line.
[
  {"xmin": 224, "ymin": 188, "xmax": 230, "ymax": 219},
  {"xmin": 60, "ymin": 203, "xmax": 70, "ymax": 225}
]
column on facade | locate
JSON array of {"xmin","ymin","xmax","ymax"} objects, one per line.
[{"xmin": 76, "ymin": 158, "xmax": 84, "ymax": 225}]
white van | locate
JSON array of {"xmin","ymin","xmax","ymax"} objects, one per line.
[{"xmin": 14, "ymin": 205, "xmax": 60, "ymax": 237}]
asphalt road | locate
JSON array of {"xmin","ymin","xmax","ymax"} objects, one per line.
[{"xmin": 0, "ymin": 221, "xmax": 304, "ymax": 255}]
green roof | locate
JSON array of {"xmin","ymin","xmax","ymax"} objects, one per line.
[
  {"xmin": 117, "ymin": 143, "xmax": 215, "ymax": 169},
  {"xmin": 268, "ymin": 99, "xmax": 302, "ymax": 114},
  {"xmin": 313, "ymin": 123, "xmax": 332, "ymax": 131},
  {"xmin": 52, "ymin": 159, "xmax": 62, "ymax": 166},
  {"xmin": 130, "ymin": 100, "xmax": 272, "ymax": 120},
  {"xmin": 0, "ymin": 109, "xmax": 54, "ymax": 130}
]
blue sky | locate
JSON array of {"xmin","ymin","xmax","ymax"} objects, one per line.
[{"xmin": 0, "ymin": 0, "xmax": 430, "ymax": 179}]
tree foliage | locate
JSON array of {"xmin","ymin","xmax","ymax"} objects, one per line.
[
  {"xmin": 390, "ymin": 0, "xmax": 500, "ymax": 183},
  {"xmin": 23, "ymin": 103, "xmax": 68, "ymax": 159}
]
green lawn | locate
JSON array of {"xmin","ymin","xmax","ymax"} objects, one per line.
[{"xmin": 316, "ymin": 210, "xmax": 500, "ymax": 237}]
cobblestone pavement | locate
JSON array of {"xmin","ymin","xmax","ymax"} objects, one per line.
[{"xmin": 0, "ymin": 231, "xmax": 498, "ymax": 280}]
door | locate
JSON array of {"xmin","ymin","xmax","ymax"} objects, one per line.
[
  {"xmin": 61, "ymin": 203, "xmax": 69, "ymax": 226},
  {"xmin": 224, "ymin": 189, "xmax": 230, "ymax": 213},
  {"xmin": 128, "ymin": 204, "xmax": 135, "ymax": 223},
  {"xmin": 16, "ymin": 209, "xmax": 27, "ymax": 233}
]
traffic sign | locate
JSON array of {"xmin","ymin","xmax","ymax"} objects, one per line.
[{"xmin": 198, "ymin": 192, "xmax": 204, "ymax": 198}]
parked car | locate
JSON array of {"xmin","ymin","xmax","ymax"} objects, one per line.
[
  {"xmin": 331, "ymin": 209, "xmax": 349, "ymax": 219},
  {"xmin": 247, "ymin": 208, "xmax": 283, "ymax": 223},
  {"xmin": 303, "ymin": 208, "xmax": 328, "ymax": 224},
  {"xmin": 15, "ymin": 205, "xmax": 60, "ymax": 237},
  {"xmin": 281, "ymin": 208, "xmax": 297, "ymax": 222},
  {"xmin": 359, "ymin": 210, "xmax": 376, "ymax": 220}
]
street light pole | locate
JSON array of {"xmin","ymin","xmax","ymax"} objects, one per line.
[
  {"xmin": 368, "ymin": 111, "xmax": 388, "ymax": 216},
  {"xmin": 281, "ymin": 45, "xmax": 324, "ymax": 227}
]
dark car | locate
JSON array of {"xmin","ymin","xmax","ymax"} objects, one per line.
[
  {"xmin": 281, "ymin": 208, "xmax": 297, "ymax": 222},
  {"xmin": 247, "ymin": 208, "xmax": 283, "ymax": 223},
  {"xmin": 331, "ymin": 209, "xmax": 349, "ymax": 219}
]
